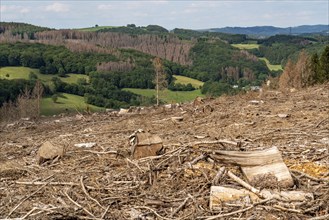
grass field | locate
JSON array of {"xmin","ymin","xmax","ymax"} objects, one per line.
[
  {"xmin": 41, "ymin": 93, "xmax": 104, "ymax": 116},
  {"xmin": 0, "ymin": 67, "xmax": 89, "ymax": 84},
  {"xmin": 231, "ymin": 44, "xmax": 260, "ymax": 50},
  {"xmin": 259, "ymin": 58, "xmax": 283, "ymax": 71},
  {"xmin": 124, "ymin": 88, "xmax": 204, "ymax": 103},
  {"xmin": 76, "ymin": 26, "xmax": 116, "ymax": 32},
  {"xmin": 173, "ymin": 75, "xmax": 204, "ymax": 88}
]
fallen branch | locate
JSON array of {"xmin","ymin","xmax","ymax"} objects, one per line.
[
  {"xmin": 20, "ymin": 207, "xmax": 38, "ymax": 220},
  {"xmin": 273, "ymin": 204, "xmax": 302, "ymax": 213},
  {"xmin": 15, "ymin": 180, "xmax": 99, "ymax": 190},
  {"xmin": 291, "ymin": 170, "xmax": 329, "ymax": 182},
  {"xmin": 212, "ymin": 166, "xmax": 226, "ymax": 186},
  {"xmin": 191, "ymin": 139, "xmax": 238, "ymax": 147},
  {"xmin": 227, "ymin": 171, "xmax": 264, "ymax": 199},
  {"xmin": 83, "ymin": 150, "xmax": 118, "ymax": 155},
  {"xmin": 190, "ymin": 154, "xmax": 207, "ymax": 166},
  {"xmin": 134, "ymin": 206, "xmax": 174, "ymax": 220},
  {"xmin": 205, "ymin": 198, "xmax": 272, "ymax": 220},
  {"xmin": 171, "ymin": 197, "xmax": 190, "ymax": 217},
  {"xmin": 7, "ymin": 182, "xmax": 48, "ymax": 218},
  {"xmin": 315, "ymin": 117, "xmax": 329, "ymax": 128},
  {"xmin": 101, "ymin": 206, "xmax": 110, "ymax": 219},
  {"xmin": 309, "ymin": 214, "xmax": 329, "ymax": 220},
  {"xmin": 64, "ymin": 191, "xmax": 96, "ymax": 218},
  {"xmin": 80, "ymin": 176, "xmax": 105, "ymax": 210}
]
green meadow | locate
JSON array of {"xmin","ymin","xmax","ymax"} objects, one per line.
[
  {"xmin": 41, "ymin": 93, "xmax": 103, "ymax": 116},
  {"xmin": 75, "ymin": 26, "xmax": 117, "ymax": 32},
  {"xmin": 231, "ymin": 44, "xmax": 260, "ymax": 50},
  {"xmin": 259, "ymin": 58, "xmax": 283, "ymax": 71},
  {"xmin": 173, "ymin": 75, "xmax": 204, "ymax": 88},
  {"xmin": 0, "ymin": 67, "xmax": 89, "ymax": 84},
  {"xmin": 124, "ymin": 88, "xmax": 204, "ymax": 103}
]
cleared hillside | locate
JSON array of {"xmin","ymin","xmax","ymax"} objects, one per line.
[{"xmin": 1, "ymin": 84, "xmax": 328, "ymax": 219}]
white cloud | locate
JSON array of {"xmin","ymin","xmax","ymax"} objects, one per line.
[
  {"xmin": 20, "ymin": 8, "xmax": 30, "ymax": 13},
  {"xmin": 97, "ymin": 4, "xmax": 112, "ymax": 10},
  {"xmin": 0, "ymin": 5, "xmax": 8, "ymax": 13},
  {"xmin": 45, "ymin": 2, "xmax": 69, "ymax": 12},
  {"xmin": 1, "ymin": 5, "xmax": 30, "ymax": 14},
  {"xmin": 151, "ymin": 1, "xmax": 169, "ymax": 5}
]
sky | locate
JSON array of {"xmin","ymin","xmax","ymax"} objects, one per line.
[{"xmin": 0, "ymin": 0, "xmax": 328, "ymax": 30}]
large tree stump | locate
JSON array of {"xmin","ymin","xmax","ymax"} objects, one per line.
[
  {"xmin": 212, "ymin": 147, "xmax": 294, "ymax": 187},
  {"xmin": 130, "ymin": 132, "xmax": 163, "ymax": 159}
]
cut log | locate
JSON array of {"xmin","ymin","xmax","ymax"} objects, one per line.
[
  {"xmin": 210, "ymin": 186, "xmax": 313, "ymax": 210},
  {"xmin": 210, "ymin": 186, "xmax": 260, "ymax": 210},
  {"xmin": 130, "ymin": 132, "xmax": 163, "ymax": 159},
  {"xmin": 279, "ymin": 190, "xmax": 314, "ymax": 201},
  {"xmin": 211, "ymin": 147, "xmax": 282, "ymax": 166},
  {"xmin": 241, "ymin": 162, "xmax": 293, "ymax": 188},
  {"xmin": 211, "ymin": 147, "xmax": 293, "ymax": 187}
]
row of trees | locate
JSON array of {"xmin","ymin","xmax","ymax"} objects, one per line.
[
  {"xmin": 0, "ymin": 27, "xmax": 194, "ymax": 65},
  {"xmin": 0, "ymin": 42, "xmax": 117, "ymax": 74},
  {"xmin": 0, "ymin": 79, "xmax": 44, "ymax": 121},
  {"xmin": 279, "ymin": 46, "xmax": 329, "ymax": 89},
  {"xmin": 256, "ymin": 35, "xmax": 324, "ymax": 65},
  {"xmin": 186, "ymin": 40, "xmax": 270, "ymax": 84}
]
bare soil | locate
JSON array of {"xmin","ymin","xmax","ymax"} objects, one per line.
[{"xmin": 1, "ymin": 84, "xmax": 328, "ymax": 219}]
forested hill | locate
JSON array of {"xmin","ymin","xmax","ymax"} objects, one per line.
[
  {"xmin": 0, "ymin": 22, "xmax": 328, "ymax": 114},
  {"xmin": 205, "ymin": 25, "xmax": 329, "ymax": 37}
]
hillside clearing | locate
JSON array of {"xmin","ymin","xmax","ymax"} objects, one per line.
[
  {"xmin": 231, "ymin": 43, "xmax": 260, "ymax": 49},
  {"xmin": 41, "ymin": 93, "xmax": 103, "ymax": 116},
  {"xmin": 1, "ymin": 84, "xmax": 328, "ymax": 219},
  {"xmin": 259, "ymin": 57, "xmax": 283, "ymax": 71},
  {"xmin": 124, "ymin": 88, "xmax": 204, "ymax": 103},
  {"xmin": 0, "ymin": 67, "xmax": 89, "ymax": 84},
  {"xmin": 173, "ymin": 75, "xmax": 204, "ymax": 88},
  {"xmin": 75, "ymin": 26, "xmax": 117, "ymax": 31}
]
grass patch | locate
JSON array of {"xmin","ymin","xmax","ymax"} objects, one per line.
[
  {"xmin": 75, "ymin": 26, "xmax": 117, "ymax": 32},
  {"xmin": 41, "ymin": 93, "xmax": 103, "ymax": 116},
  {"xmin": 0, "ymin": 67, "xmax": 89, "ymax": 84},
  {"xmin": 231, "ymin": 44, "xmax": 260, "ymax": 50},
  {"xmin": 173, "ymin": 75, "xmax": 204, "ymax": 88},
  {"xmin": 61, "ymin": 74, "xmax": 89, "ymax": 84},
  {"xmin": 124, "ymin": 88, "xmax": 204, "ymax": 103},
  {"xmin": 259, "ymin": 58, "xmax": 283, "ymax": 71}
]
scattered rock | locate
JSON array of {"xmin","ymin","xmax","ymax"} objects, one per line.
[
  {"xmin": 278, "ymin": 113, "xmax": 290, "ymax": 118},
  {"xmin": 194, "ymin": 135, "xmax": 207, "ymax": 139},
  {"xmin": 249, "ymin": 100, "xmax": 264, "ymax": 105},
  {"xmin": 118, "ymin": 108, "xmax": 129, "ymax": 115},
  {"xmin": 74, "ymin": 143, "xmax": 97, "ymax": 148}
]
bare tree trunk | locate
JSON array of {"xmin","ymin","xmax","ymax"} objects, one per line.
[{"xmin": 153, "ymin": 57, "xmax": 166, "ymax": 106}]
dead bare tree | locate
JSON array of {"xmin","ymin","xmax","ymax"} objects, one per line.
[
  {"xmin": 153, "ymin": 57, "xmax": 167, "ymax": 106},
  {"xmin": 32, "ymin": 80, "xmax": 44, "ymax": 117}
]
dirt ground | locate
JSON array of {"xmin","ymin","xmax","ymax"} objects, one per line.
[{"xmin": 1, "ymin": 84, "xmax": 328, "ymax": 219}]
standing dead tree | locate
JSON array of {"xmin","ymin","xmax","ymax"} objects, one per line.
[{"xmin": 153, "ymin": 57, "xmax": 167, "ymax": 106}]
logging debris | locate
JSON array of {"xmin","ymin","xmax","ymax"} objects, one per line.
[{"xmin": 1, "ymin": 84, "xmax": 329, "ymax": 219}]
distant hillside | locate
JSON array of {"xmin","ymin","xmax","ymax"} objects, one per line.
[
  {"xmin": 0, "ymin": 22, "xmax": 51, "ymax": 38},
  {"xmin": 204, "ymin": 25, "xmax": 329, "ymax": 37}
]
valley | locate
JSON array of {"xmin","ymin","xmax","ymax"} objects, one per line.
[{"xmin": 0, "ymin": 1, "xmax": 328, "ymax": 219}]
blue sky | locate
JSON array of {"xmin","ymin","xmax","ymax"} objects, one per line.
[{"xmin": 1, "ymin": 0, "xmax": 328, "ymax": 29}]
